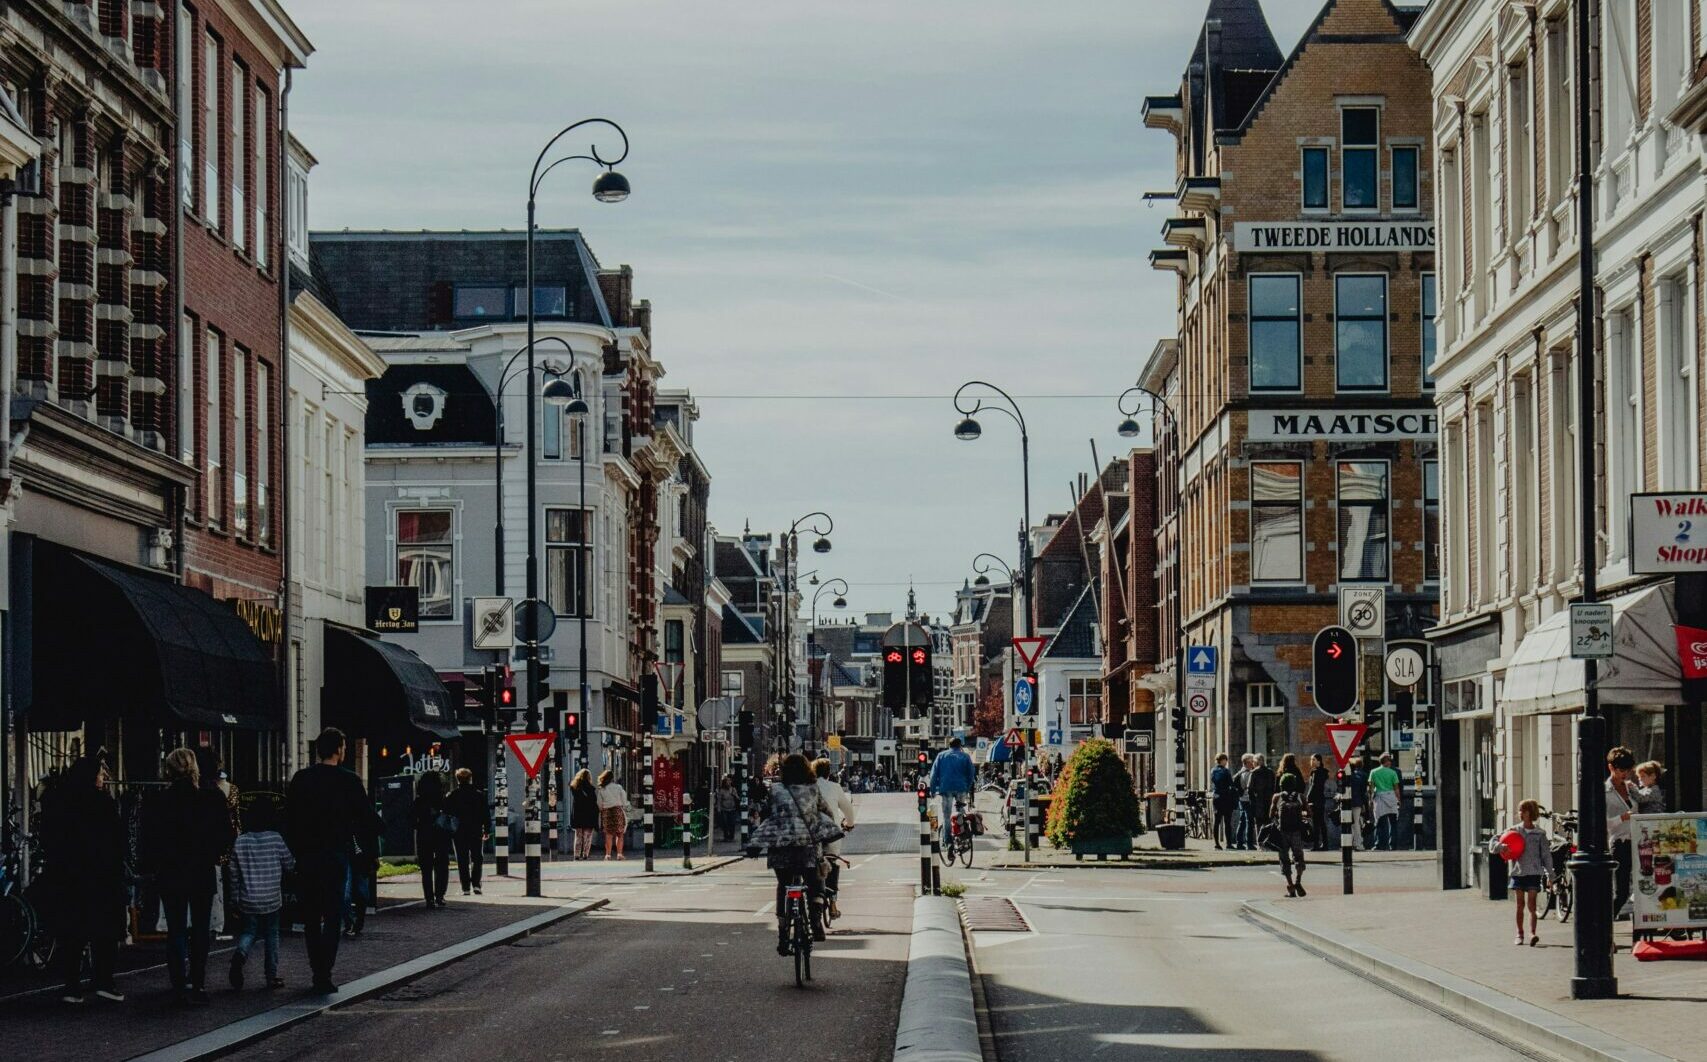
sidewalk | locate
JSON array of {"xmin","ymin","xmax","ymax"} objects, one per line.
[
  {"xmin": 1245, "ymin": 887, "xmax": 1703, "ymax": 1062},
  {"xmin": 987, "ymin": 833, "xmax": 1434, "ymax": 870},
  {"xmin": 372, "ymin": 851, "xmax": 742, "ymax": 901}
]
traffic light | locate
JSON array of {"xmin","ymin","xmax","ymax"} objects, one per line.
[
  {"xmin": 529, "ymin": 662, "xmax": 553, "ymax": 709},
  {"xmin": 1394, "ymin": 689, "xmax": 1415, "ymax": 730},
  {"xmin": 497, "ymin": 665, "xmax": 516, "ymax": 711},
  {"xmin": 1171, "ymin": 704, "xmax": 1186, "ymax": 733},
  {"xmin": 737, "ymin": 709, "xmax": 755, "ymax": 748},
  {"xmin": 916, "ymin": 746, "xmax": 930, "ymax": 767},
  {"xmin": 908, "ymin": 644, "xmax": 931, "ymax": 711},
  {"xmin": 1311, "ymin": 625, "xmax": 1360, "ymax": 717},
  {"xmin": 883, "ymin": 647, "xmax": 906, "ymax": 709},
  {"xmin": 562, "ymin": 710, "xmax": 581, "ymax": 743}
]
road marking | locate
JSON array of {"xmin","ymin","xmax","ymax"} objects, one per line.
[{"xmin": 755, "ymin": 901, "xmax": 776, "ymax": 915}]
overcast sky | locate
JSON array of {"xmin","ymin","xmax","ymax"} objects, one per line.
[{"xmin": 291, "ymin": 0, "xmax": 1323, "ymax": 623}]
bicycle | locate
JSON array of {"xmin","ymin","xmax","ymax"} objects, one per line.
[
  {"xmin": 939, "ymin": 798, "xmax": 976, "ymax": 868},
  {"xmin": 1184, "ymin": 791, "xmax": 1212, "ymax": 841},
  {"xmin": 1539, "ymin": 809, "xmax": 1578, "ymax": 923},
  {"xmin": 781, "ymin": 869, "xmax": 814, "ymax": 987},
  {"xmin": 819, "ymin": 853, "xmax": 851, "ymax": 928}
]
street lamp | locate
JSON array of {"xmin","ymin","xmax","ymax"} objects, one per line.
[
  {"xmin": 971, "ymin": 552, "xmax": 1019, "ymax": 591},
  {"xmin": 1118, "ymin": 384, "xmax": 1187, "ymax": 823},
  {"xmin": 521, "ymin": 117, "xmax": 629, "ymax": 899},
  {"xmin": 806, "ymin": 579, "xmax": 849, "ymax": 755},
  {"xmin": 778, "ymin": 512, "xmax": 834, "ymax": 750}
]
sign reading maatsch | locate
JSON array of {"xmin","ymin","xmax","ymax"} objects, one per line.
[
  {"xmin": 1236, "ymin": 220, "xmax": 1436, "ymax": 253},
  {"xmin": 1246, "ymin": 408, "xmax": 1437, "ymax": 442}
]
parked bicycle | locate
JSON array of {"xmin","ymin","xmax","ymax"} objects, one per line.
[
  {"xmin": 1539, "ymin": 808, "xmax": 1578, "ymax": 923},
  {"xmin": 1184, "ymin": 791, "xmax": 1212, "ymax": 841}
]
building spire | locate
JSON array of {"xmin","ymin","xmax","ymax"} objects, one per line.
[{"xmin": 906, "ymin": 581, "xmax": 918, "ymax": 621}]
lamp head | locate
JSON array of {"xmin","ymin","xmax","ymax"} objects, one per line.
[
  {"xmin": 833, "ymin": 596, "xmax": 847, "ymax": 609},
  {"xmin": 563, "ymin": 396, "xmax": 590, "ymax": 416},
  {"xmin": 541, "ymin": 377, "xmax": 576, "ymax": 405},
  {"xmin": 811, "ymin": 536, "xmax": 831, "ymax": 555},
  {"xmin": 591, "ymin": 169, "xmax": 631, "ymax": 203},
  {"xmin": 1117, "ymin": 417, "xmax": 1142, "ymax": 439},
  {"xmin": 953, "ymin": 416, "xmax": 982, "ymax": 441},
  {"xmin": 973, "ymin": 574, "xmax": 990, "ymax": 587}
]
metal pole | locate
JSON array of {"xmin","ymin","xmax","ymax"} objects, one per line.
[
  {"xmin": 1339, "ymin": 782, "xmax": 1354, "ymax": 895},
  {"xmin": 578, "ymin": 409, "xmax": 590, "ymax": 775},
  {"xmin": 494, "ymin": 739, "xmax": 510, "ymax": 876},
  {"xmin": 643, "ymin": 722, "xmax": 655, "ymax": 872},
  {"xmin": 522, "ymin": 191, "xmax": 543, "ymax": 898},
  {"xmin": 1569, "ymin": 0, "xmax": 1616, "ymax": 1000}
]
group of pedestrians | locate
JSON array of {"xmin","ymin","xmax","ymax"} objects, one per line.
[{"xmin": 1210, "ymin": 749, "xmax": 1411, "ymax": 856}]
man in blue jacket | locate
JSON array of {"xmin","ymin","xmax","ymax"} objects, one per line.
[{"xmin": 927, "ymin": 737, "xmax": 977, "ymax": 850}]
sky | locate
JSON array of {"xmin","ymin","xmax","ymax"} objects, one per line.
[{"xmin": 289, "ymin": 0, "xmax": 1324, "ymax": 622}]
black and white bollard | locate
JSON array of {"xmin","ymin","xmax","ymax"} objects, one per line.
[
  {"xmin": 495, "ymin": 742, "xmax": 510, "ymax": 877},
  {"xmin": 546, "ymin": 739, "xmax": 559, "ymax": 860},
  {"xmin": 1412, "ymin": 770, "xmax": 1425, "ymax": 851},
  {"xmin": 919, "ymin": 791, "xmax": 932, "ymax": 893},
  {"xmin": 736, "ymin": 749, "xmax": 751, "ymax": 851},
  {"xmin": 643, "ymin": 729, "xmax": 655, "ymax": 873},
  {"xmin": 681, "ymin": 792, "xmax": 694, "ymax": 870},
  {"xmin": 1339, "ymin": 789, "xmax": 1354, "ymax": 895},
  {"xmin": 524, "ymin": 775, "xmax": 542, "ymax": 896}
]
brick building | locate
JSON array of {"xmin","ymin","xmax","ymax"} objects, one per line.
[
  {"xmin": 1139, "ymin": 0, "xmax": 1439, "ymax": 795},
  {"xmin": 1097, "ymin": 449, "xmax": 1160, "ymax": 787}
]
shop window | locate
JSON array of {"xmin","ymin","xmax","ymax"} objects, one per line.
[
  {"xmin": 396, "ymin": 509, "xmax": 454, "ymax": 619},
  {"xmin": 1251, "ymin": 461, "xmax": 1304, "ymax": 583},
  {"xmin": 1249, "ymin": 274, "xmax": 1301, "ymax": 391},
  {"xmin": 1337, "ymin": 461, "xmax": 1389, "ymax": 582},
  {"xmin": 1341, "ymin": 107, "xmax": 1379, "ymax": 209},
  {"xmin": 1335, "ymin": 274, "xmax": 1388, "ymax": 391},
  {"xmin": 546, "ymin": 508, "xmax": 591, "ymax": 617},
  {"xmin": 1302, "ymin": 147, "xmax": 1328, "ymax": 210}
]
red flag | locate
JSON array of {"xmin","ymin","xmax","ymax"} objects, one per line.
[{"xmin": 1678, "ymin": 625, "xmax": 1707, "ymax": 680}]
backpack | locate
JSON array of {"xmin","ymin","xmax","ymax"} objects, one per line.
[{"xmin": 1277, "ymin": 792, "xmax": 1307, "ymax": 834}]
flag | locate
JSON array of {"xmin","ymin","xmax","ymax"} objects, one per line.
[{"xmin": 1677, "ymin": 625, "xmax": 1707, "ymax": 680}]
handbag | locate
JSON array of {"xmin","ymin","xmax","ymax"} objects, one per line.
[
  {"xmin": 1257, "ymin": 821, "xmax": 1282, "ymax": 852},
  {"xmin": 785, "ymin": 786, "xmax": 844, "ymax": 846},
  {"xmin": 434, "ymin": 811, "xmax": 460, "ymax": 835}
]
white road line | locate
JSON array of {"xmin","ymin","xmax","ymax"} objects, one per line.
[{"xmin": 755, "ymin": 901, "xmax": 776, "ymax": 915}]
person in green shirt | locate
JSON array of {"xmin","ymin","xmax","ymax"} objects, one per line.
[{"xmin": 1368, "ymin": 754, "xmax": 1403, "ymax": 850}]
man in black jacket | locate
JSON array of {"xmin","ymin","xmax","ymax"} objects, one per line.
[
  {"xmin": 1306, "ymin": 754, "xmax": 1332, "ymax": 850},
  {"xmin": 1246, "ymin": 755, "xmax": 1277, "ymax": 845},
  {"xmin": 286, "ymin": 728, "xmax": 371, "ymax": 994}
]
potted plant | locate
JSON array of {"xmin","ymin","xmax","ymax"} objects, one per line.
[{"xmin": 1045, "ymin": 738, "xmax": 1142, "ymax": 859}]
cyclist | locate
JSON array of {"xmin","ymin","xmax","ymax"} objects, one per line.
[
  {"xmin": 927, "ymin": 737, "xmax": 976, "ymax": 852},
  {"xmin": 749, "ymin": 753, "xmax": 831, "ymax": 954},
  {"xmin": 812, "ymin": 759, "xmax": 856, "ymax": 919}
]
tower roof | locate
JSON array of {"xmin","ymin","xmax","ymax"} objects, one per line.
[{"xmin": 1190, "ymin": 0, "xmax": 1284, "ymax": 72}]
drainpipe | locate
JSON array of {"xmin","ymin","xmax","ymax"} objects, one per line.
[
  {"xmin": 171, "ymin": 0, "xmax": 187, "ymax": 579},
  {"xmin": 1, "ymin": 178, "xmax": 15, "ymax": 858},
  {"xmin": 277, "ymin": 66, "xmax": 293, "ymax": 776}
]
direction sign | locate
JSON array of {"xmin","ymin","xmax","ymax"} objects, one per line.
[
  {"xmin": 1187, "ymin": 692, "xmax": 1212, "ymax": 717},
  {"xmin": 472, "ymin": 597, "xmax": 515, "ymax": 650},
  {"xmin": 1123, "ymin": 729, "xmax": 1154, "ymax": 754},
  {"xmin": 1047, "ymin": 728, "xmax": 1063, "ymax": 746},
  {"xmin": 699, "ymin": 729, "xmax": 728, "ymax": 744},
  {"xmin": 1013, "ymin": 677, "xmax": 1035, "ymax": 716},
  {"xmin": 1325, "ymin": 722, "xmax": 1367, "ymax": 769},
  {"xmin": 1186, "ymin": 646, "xmax": 1219, "ymax": 674},
  {"xmin": 1339, "ymin": 586, "xmax": 1385, "ymax": 639},
  {"xmin": 505, "ymin": 732, "xmax": 556, "ymax": 779},
  {"xmin": 1384, "ymin": 647, "xmax": 1424, "ymax": 688},
  {"xmin": 1003, "ymin": 727, "xmax": 1025, "ymax": 749},
  {"xmin": 1012, "ymin": 636, "xmax": 1048, "ymax": 671},
  {"xmin": 1570, "ymin": 603, "xmax": 1614, "ymax": 659}
]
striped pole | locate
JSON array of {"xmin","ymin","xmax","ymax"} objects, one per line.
[
  {"xmin": 643, "ymin": 726, "xmax": 655, "ymax": 872},
  {"xmin": 1174, "ymin": 725, "xmax": 1188, "ymax": 824},
  {"xmin": 1339, "ymin": 782, "xmax": 1355, "ymax": 895},
  {"xmin": 1412, "ymin": 769, "xmax": 1424, "ymax": 851},
  {"xmin": 929, "ymin": 829, "xmax": 941, "ymax": 896},
  {"xmin": 1028, "ymin": 793, "xmax": 1044, "ymax": 852},
  {"xmin": 494, "ymin": 741, "xmax": 510, "ymax": 877},
  {"xmin": 524, "ymin": 772, "xmax": 542, "ymax": 897},
  {"xmin": 546, "ymin": 739, "xmax": 559, "ymax": 859},
  {"xmin": 919, "ymin": 790, "xmax": 932, "ymax": 893},
  {"xmin": 736, "ymin": 749, "xmax": 750, "ymax": 850}
]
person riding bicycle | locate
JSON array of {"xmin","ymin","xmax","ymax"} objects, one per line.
[
  {"xmin": 812, "ymin": 759, "xmax": 856, "ymax": 919},
  {"xmin": 748, "ymin": 753, "xmax": 832, "ymax": 954},
  {"xmin": 927, "ymin": 737, "xmax": 976, "ymax": 851}
]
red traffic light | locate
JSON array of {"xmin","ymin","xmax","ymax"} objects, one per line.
[
  {"xmin": 917, "ymin": 751, "xmax": 928, "ymax": 763},
  {"xmin": 499, "ymin": 686, "xmax": 516, "ymax": 708},
  {"xmin": 911, "ymin": 648, "xmax": 927, "ymax": 665},
  {"xmin": 564, "ymin": 712, "xmax": 579, "ymax": 729},
  {"xmin": 1326, "ymin": 642, "xmax": 1343, "ymax": 659},
  {"xmin": 885, "ymin": 649, "xmax": 904, "ymax": 664}
]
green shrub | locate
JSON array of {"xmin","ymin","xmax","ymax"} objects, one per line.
[
  {"xmin": 940, "ymin": 880, "xmax": 966, "ymax": 898},
  {"xmin": 1045, "ymin": 738, "xmax": 1141, "ymax": 847}
]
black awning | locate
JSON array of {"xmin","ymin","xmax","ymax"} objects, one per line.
[
  {"xmin": 322, "ymin": 625, "xmax": 459, "ymax": 740},
  {"xmin": 27, "ymin": 544, "xmax": 281, "ymax": 731}
]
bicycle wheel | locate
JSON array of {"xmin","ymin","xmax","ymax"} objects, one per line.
[
  {"xmin": 1558, "ymin": 883, "xmax": 1573, "ymax": 923},
  {"xmin": 939, "ymin": 835, "xmax": 956, "ymax": 866},
  {"xmin": 0, "ymin": 893, "xmax": 30, "ymax": 968},
  {"xmin": 792, "ymin": 908, "xmax": 809, "ymax": 987},
  {"xmin": 959, "ymin": 835, "xmax": 974, "ymax": 868}
]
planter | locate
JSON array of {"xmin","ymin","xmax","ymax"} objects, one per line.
[
  {"xmin": 1155, "ymin": 823, "xmax": 1187, "ymax": 851},
  {"xmin": 1069, "ymin": 834, "xmax": 1135, "ymax": 860}
]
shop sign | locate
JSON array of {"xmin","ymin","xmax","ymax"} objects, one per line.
[
  {"xmin": 229, "ymin": 598, "xmax": 283, "ymax": 644},
  {"xmin": 1235, "ymin": 219, "xmax": 1435, "ymax": 253},
  {"xmin": 366, "ymin": 585, "xmax": 420, "ymax": 633},
  {"xmin": 1631, "ymin": 814, "xmax": 1707, "ymax": 934},
  {"xmin": 1630, "ymin": 493, "xmax": 1707, "ymax": 574},
  {"xmin": 1247, "ymin": 408, "xmax": 1437, "ymax": 443},
  {"xmin": 1677, "ymin": 625, "xmax": 1707, "ymax": 680}
]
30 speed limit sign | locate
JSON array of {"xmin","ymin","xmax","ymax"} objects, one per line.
[{"xmin": 1187, "ymin": 692, "xmax": 1212, "ymax": 717}]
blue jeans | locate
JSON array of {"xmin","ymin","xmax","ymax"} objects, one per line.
[
  {"xmin": 160, "ymin": 889, "xmax": 213, "ymax": 992},
  {"xmin": 939, "ymin": 793, "xmax": 969, "ymax": 850},
  {"xmin": 235, "ymin": 910, "xmax": 281, "ymax": 980},
  {"xmin": 1234, "ymin": 804, "xmax": 1253, "ymax": 848},
  {"xmin": 1375, "ymin": 813, "xmax": 1398, "ymax": 850},
  {"xmin": 343, "ymin": 863, "xmax": 373, "ymax": 931}
]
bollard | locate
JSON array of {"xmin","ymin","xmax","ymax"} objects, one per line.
[
  {"xmin": 643, "ymin": 729, "xmax": 655, "ymax": 873},
  {"xmin": 494, "ymin": 741, "xmax": 510, "ymax": 877},
  {"xmin": 546, "ymin": 740, "xmax": 558, "ymax": 861},
  {"xmin": 1028, "ymin": 793, "xmax": 1044, "ymax": 853},
  {"xmin": 1339, "ymin": 789, "xmax": 1354, "ymax": 895},
  {"xmin": 736, "ymin": 749, "xmax": 751, "ymax": 851},
  {"xmin": 919, "ymin": 791, "xmax": 932, "ymax": 893},
  {"xmin": 1412, "ymin": 771, "xmax": 1424, "ymax": 851},
  {"xmin": 681, "ymin": 793, "xmax": 694, "ymax": 871},
  {"xmin": 524, "ymin": 778, "xmax": 541, "ymax": 895}
]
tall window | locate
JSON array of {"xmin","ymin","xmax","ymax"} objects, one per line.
[
  {"xmin": 206, "ymin": 330, "xmax": 221, "ymax": 524},
  {"xmin": 1337, "ymin": 461, "xmax": 1389, "ymax": 582},
  {"xmin": 396, "ymin": 510, "xmax": 454, "ymax": 619},
  {"xmin": 176, "ymin": 5, "xmax": 193, "ymax": 205},
  {"xmin": 1608, "ymin": 308, "xmax": 1640, "ymax": 561},
  {"xmin": 1249, "ymin": 274, "xmax": 1301, "ymax": 391},
  {"xmin": 233, "ymin": 347, "xmax": 247, "ymax": 533},
  {"xmin": 546, "ymin": 508, "xmax": 591, "ymax": 616},
  {"xmin": 1341, "ymin": 107, "xmax": 1379, "ymax": 209},
  {"xmin": 1657, "ymin": 276, "xmax": 1697, "ymax": 489},
  {"xmin": 256, "ymin": 362, "xmax": 270, "ymax": 544},
  {"xmin": 1067, "ymin": 677, "xmax": 1101, "ymax": 726},
  {"xmin": 1474, "ymin": 403, "xmax": 1496, "ymax": 601},
  {"xmin": 1302, "ymin": 146, "xmax": 1328, "ymax": 210},
  {"xmin": 1392, "ymin": 145, "xmax": 1419, "ymax": 210},
  {"xmin": 1250, "ymin": 462, "xmax": 1304, "ymax": 582},
  {"xmin": 543, "ymin": 402, "xmax": 564, "ymax": 460},
  {"xmin": 203, "ymin": 32, "xmax": 219, "ymax": 229},
  {"xmin": 1423, "ymin": 459, "xmax": 1440, "ymax": 583},
  {"xmin": 178, "ymin": 313, "xmax": 195, "ymax": 462},
  {"xmin": 1508, "ymin": 62, "xmax": 1532, "ymax": 241},
  {"xmin": 1545, "ymin": 19, "xmax": 1573, "ymax": 210},
  {"xmin": 1421, "ymin": 273, "xmax": 1437, "ymax": 387},
  {"xmin": 253, "ymin": 84, "xmax": 268, "ymax": 266},
  {"xmin": 1603, "ymin": 0, "xmax": 1636, "ymax": 154},
  {"xmin": 324, "ymin": 419, "xmax": 336, "ymax": 582},
  {"xmin": 230, "ymin": 61, "xmax": 246, "ymax": 251},
  {"xmin": 1512, "ymin": 375, "xmax": 1538, "ymax": 594},
  {"xmin": 1548, "ymin": 347, "xmax": 1577, "ymax": 582},
  {"xmin": 1248, "ymin": 682, "xmax": 1285, "ymax": 762},
  {"xmin": 1335, "ymin": 274, "xmax": 1388, "ymax": 391}
]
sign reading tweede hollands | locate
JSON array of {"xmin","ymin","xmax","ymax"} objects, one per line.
[{"xmin": 1629, "ymin": 492, "xmax": 1707, "ymax": 575}]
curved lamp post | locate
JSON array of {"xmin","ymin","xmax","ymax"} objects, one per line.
[
  {"xmin": 1118, "ymin": 384, "xmax": 1187, "ymax": 824},
  {"xmin": 520, "ymin": 118, "xmax": 629, "ymax": 898},
  {"xmin": 971, "ymin": 552, "xmax": 1019, "ymax": 591},
  {"xmin": 778, "ymin": 512, "xmax": 834, "ymax": 751}
]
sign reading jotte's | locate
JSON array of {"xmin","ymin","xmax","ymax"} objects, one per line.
[{"xmin": 1235, "ymin": 220, "xmax": 1436, "ymax": 253}]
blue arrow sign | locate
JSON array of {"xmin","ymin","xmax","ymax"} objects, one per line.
[
  {"xmin": 1013, "ymin": 678, "xmax": 1034, "ymax": 715},
  {"xmin": 1047, "ymin": 728, "xmax": 1063, "ymax": 746},
  {"xmin": 1187, "ymin": 646, "xmax": 1219, "ymax": 675}
]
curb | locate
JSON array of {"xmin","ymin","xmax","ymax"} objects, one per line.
[
  {"xmin": 1243, "ymin": 900, "xmax": 1675, "ymax": 1062},
  {"xmin": 893, "ymin": 896, "xmax": 981, "ymax": 1062},
  {"xmin": 129, "ymin": 897, "xmax": 607, "ymax": 1062},
  {"xmin": 986, "ymin": 852, "xmax": 1433, "ymax": 872}
]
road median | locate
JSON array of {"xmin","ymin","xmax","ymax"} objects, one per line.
[{"xmin": 894, "ymin": 895, "xmax": 981, "ymax": 1062}]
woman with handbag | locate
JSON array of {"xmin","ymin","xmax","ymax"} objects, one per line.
[
  {"xmin": 411, "ymin": 771, "xmax": 452, "ymax": 908},
  {"xmin": 749, "ymin": 754, "xmax": 833, "ymax": 953}
]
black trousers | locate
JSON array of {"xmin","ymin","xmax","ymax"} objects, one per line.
[
  {"xmin": 1277, "ymin": 831, "xmax": 1308, "ymax": 882},
  {"xmin": 159, "ymin": 889, "xmax": 213, "ymax": 991},
  {"xmin": 453, "ymin": 834, "xmax": 483, "ymax": 891},
  {"xmin": 57, "ymin": 934, "xmax": 117, "ymax": 994},
  {"xmin": 771, "ymin": 859, "xmax": 822, "ymax": 930},
  {"xmin": 1212, "ymin": 803, "xmax": 1236, "ymax": 846},
  {"xmin": 1310, "ymin": 802, "xmax": 1330, "ymax": 849},
  {"xmin": 1613, "ymin": 839, "xmax": 1633, "ymax": 914},
  {"xmin": 297, "ymin": 855, "xmax": 348, "ymax": 985},
  {"xmin": 418, "ymin": 840, "xmax": 450, "ymax": 903}
]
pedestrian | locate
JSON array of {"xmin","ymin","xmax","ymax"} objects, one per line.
[
  {"xmin": 444, "ymin": 767, "xmax": 488, "ymax": 894},
  {"xmin": 1605, "ymin": 746, "xmax": 1638, "ymax": 919},
  {"xmin": 1276, "ymin": 753, "xmax": 1305, "ymax": 795},
  {"xmin": 1491, "ymin": 799, "xmax": 1549, "ymax": 946},
  {"xmin": 344, "ymin": 793, "xmax": 381, "ymax": 937},
  {"xmin": 1369, "ymin": 753, "xmax": 1403, "ymax": 850},
  {"xmin": 927, "ymin": 737, "xmax": 976, "ymax": 851},
  {"xmin": 716, "ymin": 775, "xmax": 740, "ymax": 842},
  {"xmin": 569, "ymin": 768, "xmax": 600, "ymax": 859},
  {"xmin": 749, "ymin": 753, "xmax": 832, "ymax": 951},
  {"xmin": 1209, "ymin": 753, "xmax": 1236, "ymax": 850},
  {"xmin": 286, "ymin": 727, "xmax": 373, "ymax": 994},
  {"xmin": 411, "ymin": 771, "xmax": 452, "ymax": 907},
  {"xmin": 1634, "ymin": 760, "xmax": 1666, "ymax": 814},
  {"xmin": 597, "ymin": 769, "xmax": 629, "ymax": 860},
  {"xmin": 1246, "ymin": 754, "xmax": 1276, "ymax": 846},
  {"xmin": 1345, "ymin": 758, "xmax": 1370, "ymax": 850},
  {"xmin": 1270, "ymin": 773, "xmax": 1311, "ymax": 897},
  {"xmin": 38, "ymin": 752, "xmax": 126, "ymax": 1004},
  {"xmin": 1233, "ymin": 754, "xmax": 1255, "ymax": 849},
  {"xmin": 140, "ymin": 747, "xmax": 235, "ymax": 1005},
  {"xmin": 1306, "ymin": 754, "xmax": 1331, "ymax": 851},
  {"xmin": 812, "ymin": 758, "xmax": 856, "ymax": 919},
  {"xmin": 229, "ymin": 803, "xmax": 293, "ymax": 989}
]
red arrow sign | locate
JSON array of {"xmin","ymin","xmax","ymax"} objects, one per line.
[
  {"xmin": 1012, "ymin": 636, "xmax": 1047, "ymax": 671},
  {"xmin": 1325, "ymin": 723, "xmax": 1367, "ymax": 769},
  {"xmin": 505, "ymin": 732, "xmax": 556, "ymax": 780}
]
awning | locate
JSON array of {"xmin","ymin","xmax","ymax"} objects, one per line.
[
  {"xmin": 322, "ymin": 625, "xmax": 459, "ymax": 739},
  {"xmin": 1502, "ymin": 585, "xmax": 1680, "ymax": 716},
  {"xmin": 27, "ymin": 544, "xmax": 281, "ymax": 731}
]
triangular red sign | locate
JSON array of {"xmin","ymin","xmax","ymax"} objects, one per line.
[
  {"xmin": 1003, "ymin": 727, "xmax": 1025, "ymax": 748},
  {"xmin": 1325, "ymin": 723, "xmax": 1367, "ymax": 770},
  {"xmin": 505, "ymin": 732, "xmax": 556, "ymax": 780},
  {"xmin": 1012, "ymin": 637, "xmax": 1047, "ymax": 671}
]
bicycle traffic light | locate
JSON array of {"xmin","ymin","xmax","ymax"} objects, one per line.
[
  {"xmin": 883, "ymin": 647, "xmax": 907, "ymax": 709},
  {"xmin": 908, "ymin": 644, "xmax": 931, "ymax": 710},
  {"xmin": 1311, "ymin": 625, "xmax": 1360, "ymax": 717}
]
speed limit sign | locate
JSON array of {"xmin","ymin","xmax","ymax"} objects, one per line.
[{"xmin": 1187, "ymin": 692, "xmax": 1212, "ymax": 717}]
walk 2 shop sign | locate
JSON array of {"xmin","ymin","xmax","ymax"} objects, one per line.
[
  {"xmin": 1630, "ymin": 493, "xmax": 1707, "ymax": 574},
  {"xmin": 1234, "ymin": 219, "xmax": 1435, "ymax": 253}
]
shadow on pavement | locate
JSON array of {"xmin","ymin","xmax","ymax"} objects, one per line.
[{"xmin": 981, "ymin": 984, "xmax": 1329, "ymax": 1060}]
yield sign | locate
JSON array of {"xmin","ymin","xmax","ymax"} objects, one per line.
[
  {"xmin": 1003, "ymin": 727, "xmax": 1025, "ymax": 749},
  {"xmin": 1012, "ymin": 636, "xmax": 1047, "ymax": 671},
  {"xmin": 1324, "ymin": 723, "xmax": 1367, "ymax": 770},
  {"xmin": 505, "ymin": 732, "xmax": 556, "ymax": 780}
]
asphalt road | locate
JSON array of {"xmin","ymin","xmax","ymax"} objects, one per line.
[{"xmin": 232, "ymin": 794, "xmax": 921, "ymax": 1062}]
